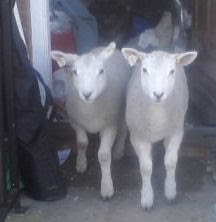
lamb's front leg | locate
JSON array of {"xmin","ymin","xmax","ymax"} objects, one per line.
[
  {"xmin": 98, "ymin": 127, "xmax": 117, "ymax": 199},
  {"xmin": 72, "ymin": 123, "xmax": 88, "ymax": 173},
  {"xmin": 130, "ymin": 135, "xmax": 153, "ymax": 210},
  {"xmin": 164, "ymin": 130, "xmax": 183, "ymax": 201}
]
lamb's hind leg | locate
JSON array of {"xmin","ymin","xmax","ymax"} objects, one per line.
[
  {"xmin": 98, "ymin": 126, "xmax": 117, "ymax": 199},
  {"xmin": 72, "ymin": 123, "xmax": 88, "ymax": 173},
  {"xmin": 164, "ymin": 130, "xmax": 183, "ymax": 201},
  {"xmin": 113, "ymin": 116, "xmax": 128, "ymax": 160},
  {"xmin": 130, "ymin": 135, "xmax": 153, "ymax": 210}
]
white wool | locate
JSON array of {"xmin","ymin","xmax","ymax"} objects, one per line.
[
  {"xmin": 51, "ymin": 42, "xmax": 130, "ymax": 198},
  {"xmin": 121, "ymin": 48, "xmax": 197, "ymax": 210}
]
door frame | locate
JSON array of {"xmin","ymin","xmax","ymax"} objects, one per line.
[{"xmin": 30, "ymin": 0, "xmax": 52, "ymax": 90}]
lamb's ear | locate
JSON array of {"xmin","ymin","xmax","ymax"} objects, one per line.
[
  {"xmin": 99, "ymin": 42, "xmax": 116, "ymax": 60},
  {"xmin": 51, "ymin": 50, "xmax": 79, "ymax": 68},
  {"xmin": 175, "ymin": 51, "xmax": 198, "ymax": 66},
  {"xmin": 121, "ymin": 48, "xmax": 145, "ymax": 66}
]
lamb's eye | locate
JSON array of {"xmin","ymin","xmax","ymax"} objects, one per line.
[
  {"xmin": 99, "ymin": 69, "xmax": 104, "ymax": 76},
  {"xmin": 72, "ymin": 69, "xmax": 77, "ymax": 76},
  {"xmin": 143, "ymin": 68, "xmax": 148, "ymax": 74},
  {"xmin": 169, "ymin": 69, "xmax": 175, "ymax": 76}
]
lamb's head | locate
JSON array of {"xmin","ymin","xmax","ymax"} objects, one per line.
[
  {"xmin": 121, "ymin": 48, "xmax": 197, "ymax": 103},
  {"xmin": 51, "ymin": 42, "xmax": 116, "ymax": 103}
]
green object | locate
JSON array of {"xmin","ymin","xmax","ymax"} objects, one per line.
[{"xmin": 5, "ymin": 151, "xmax": 24, "ymax": 192}]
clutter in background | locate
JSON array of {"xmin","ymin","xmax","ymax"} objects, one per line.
[
  {"xmin": 52, "ymin": 66, "xmax": 69, "ymax": 109},
  {"xmin": 50, "ymin": 9, "xmax": 76, "ymax": 71},
  {"xmin": 58, "ymin": 148, "xmax": 71, "ymax": 165},
  {"xmin": 50, "ymin": 10, "xmax": 72, "ymax": 34},
  {"xmin": 125, "ymin": 10, "xmax": 192, "ymax": 53},
  {"xmin": 50, "ymin": 0, "xmax": 192, "ymax": 112},
  {"xmin": 130, "ymin": 16, "xmax": 151, "ymax": 38},
  {"xmin": 50, "ymin": 0, "xmax": 192, "ymax": 54},
  {"xmin": 50, "ymin": 0, "xmax": 98, "ymax": 54},
  {"xmin": 88, "ymin": 0, "xmax": 132, "ymax": 48},
  {"xmin": 50, "ymin": 0, "xmax": 216, "ymax": 128},
  {"xmin": 125, "ymin": 11, "xmax": 173, "ymax": 51}
]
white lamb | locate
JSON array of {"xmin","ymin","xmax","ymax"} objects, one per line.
[
  {"xmin": 121, "ymin": 48, "xmax": 197, "ymax": 209},
  {"xmin": 51, "ymin": 42, "xmax": 130, "ymax": 199}
]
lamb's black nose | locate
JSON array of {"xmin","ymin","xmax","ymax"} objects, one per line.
[
  {"xmin": 153, "ymin": 92, "xmax": 164, "ymax": 101},
  {"xmin": 83, "ymin": 91, "xmax": 92, "ymax": 100}
]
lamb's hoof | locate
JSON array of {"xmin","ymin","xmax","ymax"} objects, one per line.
[
  {"xmin": 141, "ymin": 198, "xmax": 153, "ymax": 211},
  {"xmin": 141, "ymin": 189, "xmax": 153, "ymax": 211},
  {"xmin": 102, "ymin": 195, "xmax": 112, "ymax": 201},
  {"xmin": 165, "ymin": 183, "xmax": 176, "ymax": 202},
  {"xmin": 101, "ymin": 183, "xmax": 114, "ymax": 200},
  {"xmin": 166, "ymin": 195, "xmax": 178, "ymax": 205},
  {"xmin": 165, "ymin": 191, "xmax": 176, "ymax": 202},
  {"xmin": 76, "ymin": 160, "xmax": 87, "ymax": 173},
  {"xmin": 101, "ymin": 189, "xmax": 114, "ymax": 200},
  {"xmin": 142, "ymin": 205, "xmax": 153, "ymax": 212}
]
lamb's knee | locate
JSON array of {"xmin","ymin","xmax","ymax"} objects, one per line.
[
  {"xmin": 75, "ymin": 129, "xmax": 88, "ymax": 173},
  {"xmin": 165, "ymin": 152, "xmax": 178, "ymax": 172},
  {"xmin": 98, "ymin": 150, "xmax": 111, "ymax": 165},
  {"xmin": 140, "ymin": 159, "xmax": 152, "ymax": 176},
  {"xmin": 77, "ymin": 131, "xmax": 88, "ymax": 148}
]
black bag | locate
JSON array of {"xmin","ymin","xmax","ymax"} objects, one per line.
[{"xmin": 11, "ymin": 6, "xmax": 66, "ymax": 201}]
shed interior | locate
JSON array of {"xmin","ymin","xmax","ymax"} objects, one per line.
[{"xmin": 6, "ymin": 0, "xmax": 216, "ymax": 221}]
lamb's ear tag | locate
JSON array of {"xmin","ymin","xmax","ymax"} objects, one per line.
[
  {"xmin": 57, "ymin": 58, "xmax": 67, "ymax": 68},
  {"xmin": 128, "ymin": 55, "xmax": 138, "ymax": 66}
]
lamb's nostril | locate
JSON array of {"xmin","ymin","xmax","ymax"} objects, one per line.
[
  {"xmin": 83, "ymin": 91, "xmax": 92, "ymax": 100},
  {"xmin": 153, "ymin": 92, "xmax": 164, "ymax": 101}
]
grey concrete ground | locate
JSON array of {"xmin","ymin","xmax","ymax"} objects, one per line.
[
  {"xmin": 6, "ymin": 128, "xmax": 216, "ymax": 222},
  {"xmin": 6, "ymin": 177, "xmax": 216, "ymax": 222}
]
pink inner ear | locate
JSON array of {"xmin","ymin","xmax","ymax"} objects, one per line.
[{"xmin": 176, "ymin": 52, "xmax": 197, "ymax": 66}]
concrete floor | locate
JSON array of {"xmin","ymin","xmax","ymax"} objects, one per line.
[{"xmin": 5, "ymin": 136, "xmax": 216, "ymax": 222}]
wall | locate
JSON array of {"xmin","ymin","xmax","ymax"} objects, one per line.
[{"xmin": 192, "ymin": 0, "xmax": 216, "ymax": 53}]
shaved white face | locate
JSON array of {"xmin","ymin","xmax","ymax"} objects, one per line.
[
  {"xmin": 70, "ymin": 54, "xmax": 107, "ymax": 103},
  {"xmin": 122, "ymin": 48, "xmax": 197, "ymax": 104},
  {"xmin": 51, "ymin": 42, "xmax": 116, "ymax": 103},
  {"xmin": 140, "ymin": 52, "xmax": 176, "ymax": 103}
]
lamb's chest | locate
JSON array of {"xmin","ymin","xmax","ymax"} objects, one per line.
[
  {"xmin": 142, "ymin": 105, "xmax": 169, "ymax": 142},
  {"xmin": 67, "ymin": 101, "xmax": 109, "ymax": 133},
  {"xmin": 148, "ymin": 106, "xmax": 167, "ymax": 130}
]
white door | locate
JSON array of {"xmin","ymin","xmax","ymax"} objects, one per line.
[{"xmin": 30, "ymin": 0, "xmax": 52, "ymax": 90}]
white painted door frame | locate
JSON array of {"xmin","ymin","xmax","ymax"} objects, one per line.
[{"xmin": 30, "ymin": 0, "xmax": 52, "ymax": 90}]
